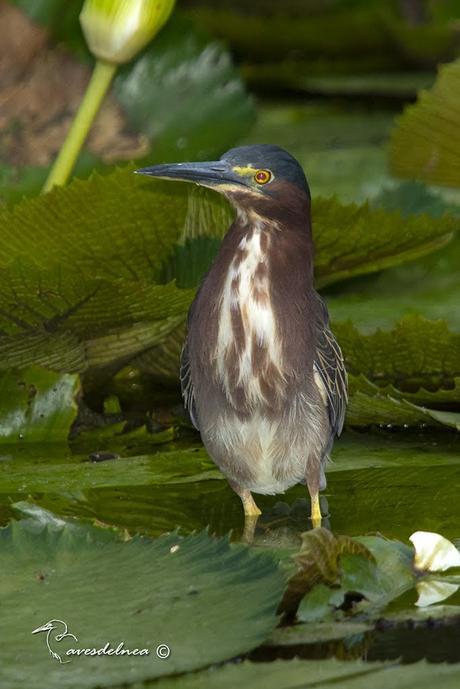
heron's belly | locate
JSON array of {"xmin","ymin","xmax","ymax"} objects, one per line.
[{"xmin": 200, "ymin": 398, "xmax": 327, "ymax": 495}]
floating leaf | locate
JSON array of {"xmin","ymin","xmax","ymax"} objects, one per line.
[
  {"xmin": 0, "ymin": 169, "xmax": 202, "ymax": 372},
  {"xmin": 390, "ymin": 58, "xmax": 460, "ymax": 189},
  {"xmin": 373, "ymin": 180, "xmax": 460, "ymax": 218},
  {"xmin": 115, "ymin": 16, "xmax": 255, "ymax": 164},
  {"xmin": 328, "ymin": 243, "xmax": 460, "ymax": 333},
  {"xmin": 0, "ymin": 366, "xmax": 79, "ymax": 443},
  {"xmin": 352, "ymin": 373, "xmax": 460, "ymax": 408},
  {"xmin": 0, "ymin": 446, "xmax": 220, "ymax": 495},
  {"xmin": 357, "ymin": 535, "xmax": 415, "ymax": 601},
  {"xmin": 325, "ymin": 462, "xmax": 460, "ymax": 551},
  {"xmin": 323, "ymin": 214, "xmax": 460, "ymax": 426},
  {"xmin": 284, "ymin": 532, "xmax": 418, "ymax": 624},
  {"xmin": 267, "ymin": 620, "xmax": 373, "ymax": 646},
  {"xmin": 285, "ymin": 532, "xmax": 417, "ymax": 624},
  {"xmin": 0, "ymin": 504, "xmax": 284, "ymax": 688},
  {"xmin": 334, "ymin": 317, "xmax": 460, "ymax": 391},
  {"xmin": 295, "ymin": 582, "xmax": 337, "ymax": 623},
  {"xmin": 279, "ymin": 529, "xmax": 374, "ymax": 618},
  {"xmin": 347, "ymin": 374, "xmax": 460, "ymax": 430},
  {"xmin": 313, "ymin": 199, "xmax": 456, "ymax": 288}
]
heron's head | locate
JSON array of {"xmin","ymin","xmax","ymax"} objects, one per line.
[{"xmin": 136, "ymin": 145, "xmax": 310, "ymax": 214}]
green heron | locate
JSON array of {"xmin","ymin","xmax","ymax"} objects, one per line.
[{"xmin": 137, "ymin": 145, "xmax": 347, "ymax": 528}]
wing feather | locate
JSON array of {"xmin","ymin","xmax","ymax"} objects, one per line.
[
  {"xmin": 180, "ymin": 338, "xmax": 199, "ymax": 430},
  {"xmin": 313, "ymin": 295, "xmax": 348, "ymax": 437}
]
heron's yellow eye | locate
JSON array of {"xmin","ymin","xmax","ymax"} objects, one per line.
[{"xmin": 254, "ymin": 169, "xmax": 272, "ymax": 185}]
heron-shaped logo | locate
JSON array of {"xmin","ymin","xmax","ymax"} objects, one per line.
[{"xmin": 32, "ymin": 619, "xmax": 78, "ymax": 664}]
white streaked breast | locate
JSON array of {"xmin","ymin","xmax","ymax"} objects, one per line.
[{"xmin": 215, "ymin": 226, "xmax": 285, "ymax": 406}]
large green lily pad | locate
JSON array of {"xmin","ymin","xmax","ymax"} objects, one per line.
[
  {"xmin": 0, "ymin": 366, "xmax": 79, "ymax": 443},
  {"xmin": 390, "ymin": 58, "xmax": 460, "ymax": 189},
  {"xmin": 0, "ymin": 446, "xmax": 220, "ymax": 494},
  {"xmin": 0, "ymin": 170, "xmax": 201, "ymax": 372},
  {"xmin": 328, "ymin": 232, "xmax": 460, "ymax": 333},
  {"xmin": 114, "ymin": 17, "xmax": 255, "ymax": 164},
  {"xmin": 0, "ymin": 504, "xmax": 284, "ymax": 688},
  {"xmin": 313, "ymin": 199, "xmax": 455, "ymax": 288},
  {"xmin": 346, "ymin": 374, "xmax": 460, "ymax": 431}
]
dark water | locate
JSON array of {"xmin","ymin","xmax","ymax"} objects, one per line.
[
  {"xmin": 368, "ymin": 620, "xmax": 460, "ymax": 663},
  {"xmin": 250, "ymin": 617, "xmax": 460, "ymax": 664}
]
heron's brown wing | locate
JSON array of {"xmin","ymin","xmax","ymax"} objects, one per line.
[
  {"xmin": 313, "ymin": 295, "xmax": 348, "ymax": 437},
  {"xmin": 180, "ymin": 338, "xmax": 200, "ymax": 430}
]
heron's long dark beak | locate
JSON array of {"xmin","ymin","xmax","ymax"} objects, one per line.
[{"xmin": 135, "ymin": 160, "xmax": 242, "ymax": 188}]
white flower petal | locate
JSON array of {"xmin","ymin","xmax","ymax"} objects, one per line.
[
  {"xmin": 410, "ymin": 530, "xmax": 460, "ymax": 572},
  {"xmin": 415, "ymin": 579, "xmax": 460, "ymax": 607}
]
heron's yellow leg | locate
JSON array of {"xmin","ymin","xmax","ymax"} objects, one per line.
[
  {"xmin": 241, "ymin": 514, "xmax": 259, "ymax": 544},
  {"xmin": 240, "ymin": 490, "xmax": 262, "ymax": 517},
  {"xmin": 229, "ymin": 484, "xmax": 261, "ymax": 543},
  {"xmin": 310, "ymin": 492, "xmax": 322, "ymax": 528},
  {"xmin": 229, "ymin": 482, "xmax": 262, "ymax": 517}
]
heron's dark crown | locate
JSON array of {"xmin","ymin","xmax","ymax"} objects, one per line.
[{"xmin": 221, "ymin": 144, "xmax": 310, "ymax": 197}]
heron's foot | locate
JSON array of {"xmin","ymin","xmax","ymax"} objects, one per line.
[{"xmin": 309, "ymin": 492, "xmax": 322, "ymax": 529}]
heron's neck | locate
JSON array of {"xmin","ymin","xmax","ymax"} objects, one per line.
[
  {"xmin": 210, "ymin": 203, "xmax": 314, "ymax": 410},
  {"xmin": 229, "ymin": 196, "xmax": 314, "ymax": 287}
]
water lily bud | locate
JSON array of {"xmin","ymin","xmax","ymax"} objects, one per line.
[{"xmin": 80, "ymin": 0, "xmax": 175, "ymax": 64}]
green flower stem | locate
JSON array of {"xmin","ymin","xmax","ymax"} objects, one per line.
[{"xmin": 43, "ymin": 59, "xmax": 117, "ymax": 193}]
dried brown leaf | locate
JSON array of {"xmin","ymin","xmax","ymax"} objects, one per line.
[{"xmin": 279, "ymin": 529, "xmax": 374, "ymax": 619}]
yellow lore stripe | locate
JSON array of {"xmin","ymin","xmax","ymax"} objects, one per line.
[{"xmin": 233, "ymin": 165, "xmax": 256, "ymax": 176}]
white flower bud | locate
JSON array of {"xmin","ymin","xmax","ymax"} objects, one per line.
[{"xmin": 80, "ymin": 0, "xmax": 175, "ymax": 64}]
